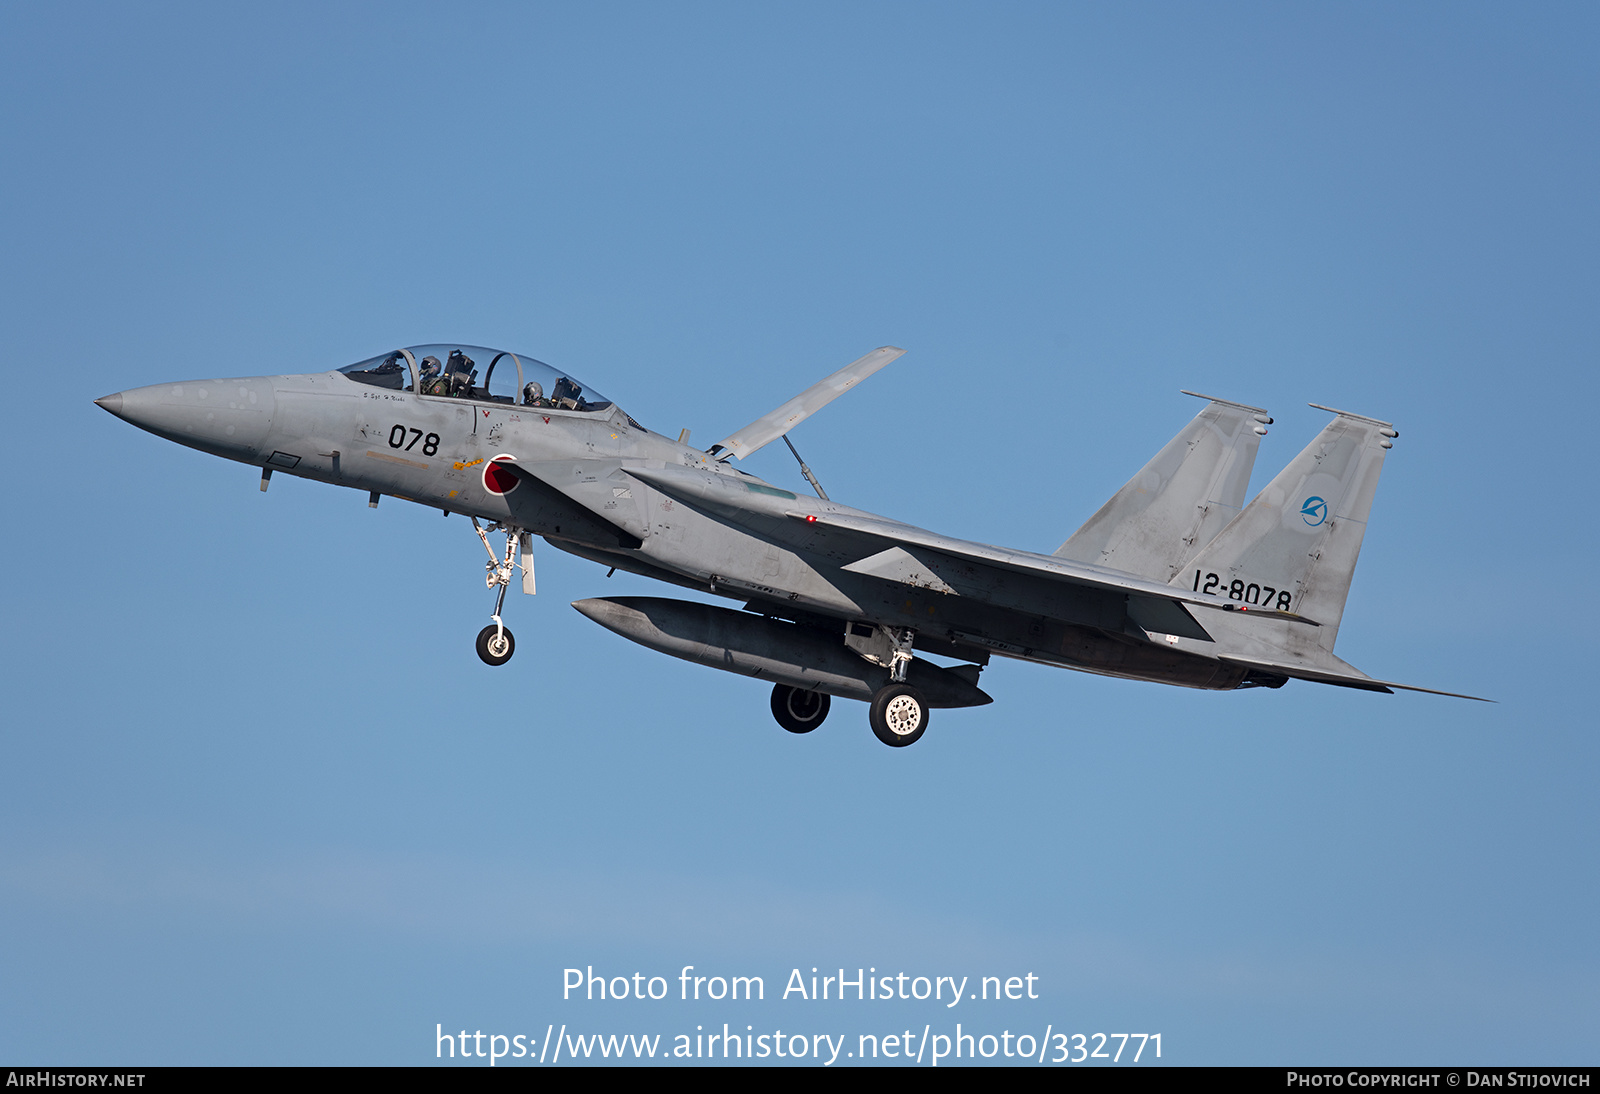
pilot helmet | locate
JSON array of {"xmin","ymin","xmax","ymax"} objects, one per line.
[{"xmin": 523, "ymin": 381, "xmax": 544, "ymax": 404}]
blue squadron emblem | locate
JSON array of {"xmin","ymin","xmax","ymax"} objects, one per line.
[{"xmin": 1300, "ymin": 496, "xmax": 1328, "ymax": 526}]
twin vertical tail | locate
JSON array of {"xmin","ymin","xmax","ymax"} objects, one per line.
[
  {"xmin": 1176, "ymin": 405, "xmax": 1398, "ymax": 679},
  {"xmin": 1056, "ymin": 392, "xmax": 1272, "ymax": 582},
  {"xmin": 1063, "ymin": 394, "xmax": 1483, "ymax": 698}
]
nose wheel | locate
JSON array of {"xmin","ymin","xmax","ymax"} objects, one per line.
[
  {"xmin": 471, "ymin": 517, "xmax": 533, "ymax": 667},
  {"xmin": 476, "ymin": 624, "xmax": 516, "ymax": 666}
]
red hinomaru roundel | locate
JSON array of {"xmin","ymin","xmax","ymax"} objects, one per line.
[{"xmin": 483, "ymin": 455, "xmax": 519, "ymax": 495}]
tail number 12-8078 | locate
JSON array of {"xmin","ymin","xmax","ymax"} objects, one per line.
[{"xmin": 1193, "ymin": 570, "xmax": 1292, "ymax": 612}]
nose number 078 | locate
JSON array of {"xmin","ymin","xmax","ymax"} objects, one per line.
[{"xmin": 388, "ymin": 424, "xmax": 440, "ymax": 457}]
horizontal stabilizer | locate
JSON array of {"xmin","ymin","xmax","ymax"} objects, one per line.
[
  {"xmin": 1219, "ymin": 654, "xmax": 1492, "ymax": 701},
  {"xmin": 711, "ymin": 347, "xmax": 904, "ymax": 460},
  {"xmin": 1208, "ymin": 603, "xmax": 1321, "ymax": 626}
]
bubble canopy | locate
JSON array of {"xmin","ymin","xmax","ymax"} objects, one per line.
[{"xmin": 338, "ymin": 344, "xmax": 614, "ymax": 413}]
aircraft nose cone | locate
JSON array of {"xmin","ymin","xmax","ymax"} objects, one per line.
[{"xmin": 96, "ymin": 377, "xmax": 277, "ymax": 459}]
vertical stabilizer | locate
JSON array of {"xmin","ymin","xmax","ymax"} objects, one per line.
[
  {"xmin": 1056, "ymin": 392, "xmax": 1272, "ymax": 581},
  {"xmin": 1176, "ymin": 406, "xmax": 1398, "ymax": 660}
]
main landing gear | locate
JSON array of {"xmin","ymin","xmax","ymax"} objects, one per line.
[
  {"xmin": 765, "ymin": 624, "xmax": 932, "ymax": 747},
  {"xmin": 869, "ymin": 683, "xmax": 929, "ymax": 747},
  {"xmin": 771, "ymin": 684, "xmax": 831, "ymax": 733},
  {"xmin": 862, "ymin": 625, "xmax": 928, "ymax": 746},
  {"xmin": 471, "ymin": 517, "xmax": 533, "ymax": 666},
  {"xmin": 765, "ymin": 681, "xmax": 930, "ymax": 746}
]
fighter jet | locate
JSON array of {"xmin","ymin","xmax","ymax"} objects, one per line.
[{"xmin": 95, "ymin": 344, "xmax": 1485, "ymax": 747}]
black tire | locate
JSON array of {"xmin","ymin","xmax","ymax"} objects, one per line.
[
  {"xmin": 770, "ymin": 684, "xmax": 830, "ymax": 734},
  {"xmin": 869, "ymin": 684, "xmax": 929, "ymax": 747},
  {"xmin": 475, "ymin": 624, "xmax": 515, "ymax": 666}
]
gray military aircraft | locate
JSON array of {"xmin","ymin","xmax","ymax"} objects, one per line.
[{"xmin": 96, "ymin": 343, "xmax": 1484, "ymax": 747}]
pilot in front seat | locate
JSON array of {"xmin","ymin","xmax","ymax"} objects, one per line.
[{"xmin": 419, "ymin": 355, "xmax": 444, "ymax": 395}]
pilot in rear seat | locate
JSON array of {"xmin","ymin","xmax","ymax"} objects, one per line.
[{"xmin": 445, "ymin": 350, "xmax": 476, "ymax": 397}]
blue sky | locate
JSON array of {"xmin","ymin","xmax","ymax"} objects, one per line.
[{"xmin": 1, "ymin": 1, "xmax": 1595, "ymax": 1065}]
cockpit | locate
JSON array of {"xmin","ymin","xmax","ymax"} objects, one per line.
[{"xmin": 338, "ymin": 344, "xmax": 616, "ymax": 414}]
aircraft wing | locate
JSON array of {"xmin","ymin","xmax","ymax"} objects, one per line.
[
  {"xmin": 621, "ymin": 463, "xmax": 1316, "ymax": 644},
  {"xmin": 790, "ymin": 509, "xmax": 1315, "ymax": 632},
  {"xmin": 709, "ymin": 347, "xmax": 905, "ymax": 460}
]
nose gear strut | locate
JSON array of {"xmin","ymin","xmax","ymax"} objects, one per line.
[{"xmin": 471, "ymin": 517, "xmax": 534, "ymax": 666}]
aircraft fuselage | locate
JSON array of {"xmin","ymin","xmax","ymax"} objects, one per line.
[{"xmin": 101, "ymin": 367, "xmax": 1254, "ymax": 693}]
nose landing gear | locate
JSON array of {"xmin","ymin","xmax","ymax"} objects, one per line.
[
  {"xmin": 476, "ymin": 624, "xmax": 515, "ymax": 666},
  {"xmin": 471, "ymin": 517, "xmax": 533, "ymax": 666}
]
